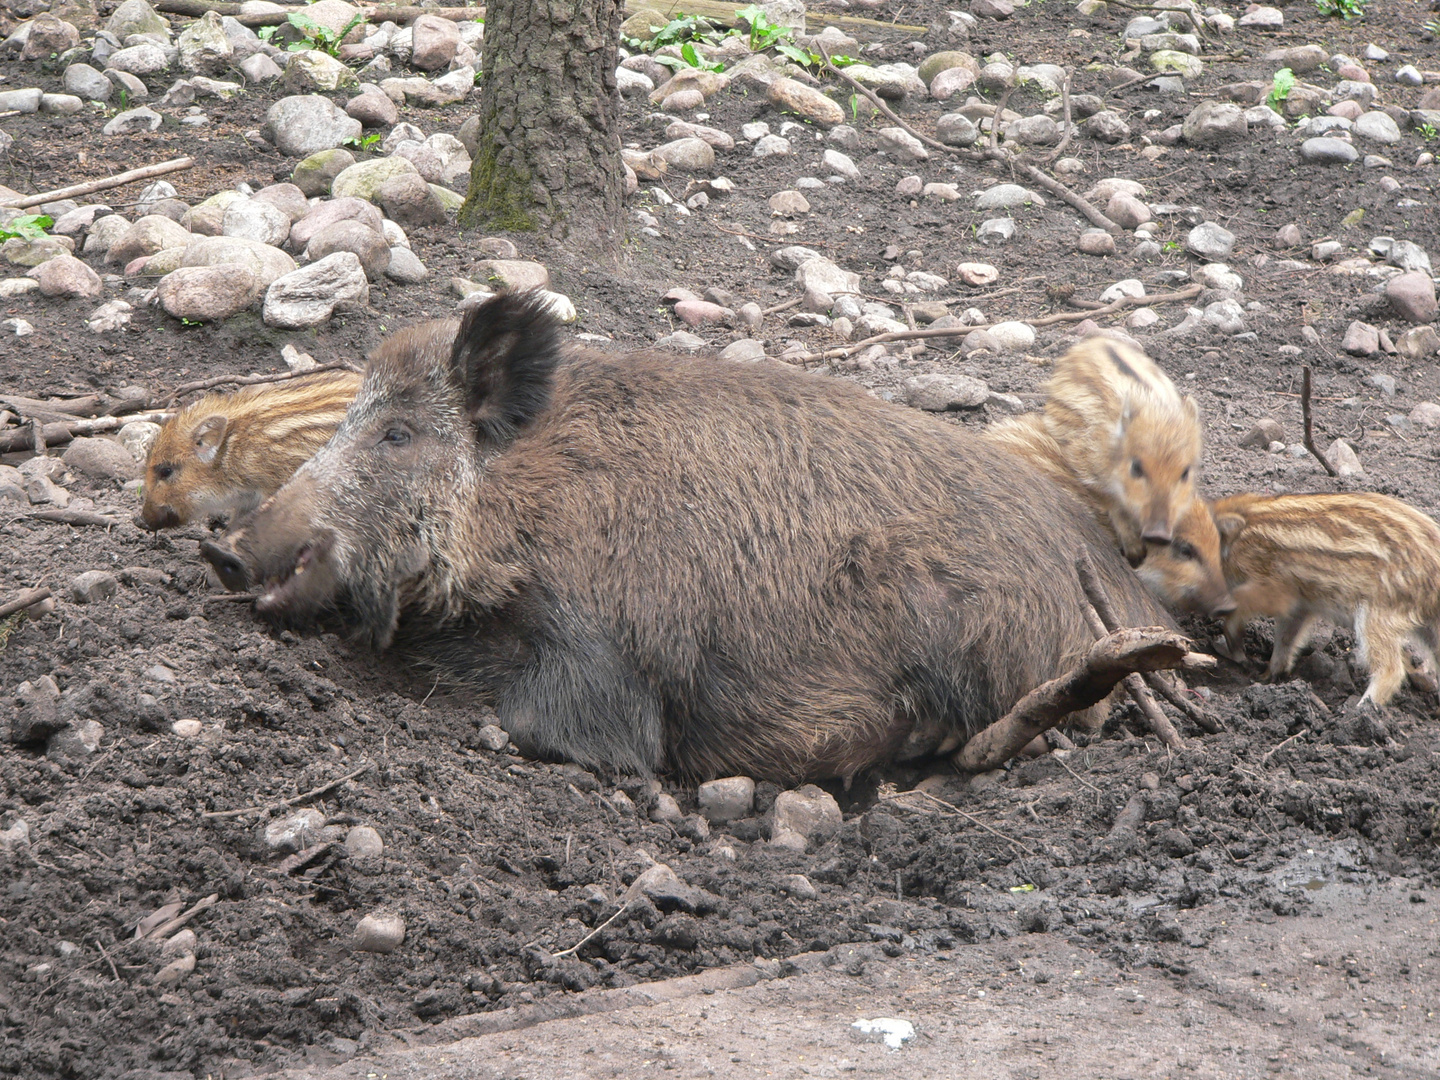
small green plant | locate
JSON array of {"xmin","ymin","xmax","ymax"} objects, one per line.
[
  {"xmin": 1266, "ymin": 67, "xmax": 1295, "ymax": 110},
  {"xmin": 284, "ymin": 11, "xmax": 368, "ymax": 56},
  {"xmin": 1162, "ymin": 240, "xmax": 1182, "ymax": 253},
  {"xmin": 1315, "ymin": 0, "xmax": 1364, "ymax": 19},
  {"xmin": 0, "ymin": 214, "xmax": 53, "ymax": 242},
  {"xmin": 117, "ymin": 86, "xmax": 129, "ymax": 110},
  {"xmin": 735, "ymin": 4, "xmax": 792, "ymax": 51},
  {"xmin": 257, "ymin": 23, "xmax": 278, "ymax": 41},
  {"xmin": 654, "ymin": 40, "xmax": 725, "ymax": 73},
  {"xmin": 1419, "ymin": 122, "xmax": 1439, "ymax": 140},
  {"xmin": 342, "ymin": 132, "xmax": 383, "ymax": 150},
  {"xmin": 179, "ymin": 316, "xmax": 202, "ymax": 327}
]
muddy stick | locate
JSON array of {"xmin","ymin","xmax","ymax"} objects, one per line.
[
  {"xmin": 27, "ymin": 510, "xmax": 123, "ymax": 528},
  {"xmin": 1041, "ymin": 70, "xmax": 1075, "ymax": 164},
  {"xmin": 165, "ymin": 360, "xmax": 361, "ymax": 404},
  {"xmin": 1075, "ymin": 551, "xmax": 1186, "ymax": 751},
  {"xmin": 956, "ymin": 626, "xmax": 1193, "ymax": 770},
  {"xmin": 1145, "ymin": 671, "xmax": 1222, "ymax": 734},
  {"xmin": 989, "ymin": 87, "xmax": 1015, "ymax": 152},
  {"xmin": 879, "ymin": 787, "xmax": 1037, "ymax": 854},
  {"xmin": 0, "ymin": 393, "xmax": 106, "ymax": 418},
  {"xmin": 13, "ymin": 157, "xmax": 195, "ymax": 209},
  {"xmin": 0, "ymin": 587, "xmax": 51, "ymax": 619},
  {"xmin": 552, "ymin": 899, "xmax": 637, "ymax": 959},
  {"xmin": 201, "ymin": 762, "xmax": 374, "ymax": 819},
  {"xmin": 1301, "ymin": 365, "xmax": 1338, "ymax": 478}
]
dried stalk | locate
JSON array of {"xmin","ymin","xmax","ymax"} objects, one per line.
[
  {"xmin": 165, "ymin": 361, "xmax": 360, "ymax": 406},
  {"xmin": 13, "ymin": 158, "xmax": 194, "ymax": 210},
  {"xmin": 0, "ymin": 411, "xmax": 172, "ymax": 454},
  {"xmin": 1074, "ymin": 551, "xmax": 1185, "ymax": 751},
  {"xmin": 1041, "ymin": 71, "xmax": 1075, "ymax": 164},
  {"xmin": 0, "ymin": 588, "xmax": 52, "ymax": 619},
  {"xmin": 201, "ymin": 763, "xmax": 373, "ymax": 819},
  {"xmin": 1301, "ymin": 365, "xmax": 1338, "ymax": 478}
]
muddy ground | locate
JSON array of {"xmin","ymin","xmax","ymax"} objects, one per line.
[{"xmin": 3, "ymin": 0, "xmax": 1440, "ymax": 1075}]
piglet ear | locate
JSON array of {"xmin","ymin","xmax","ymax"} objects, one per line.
[
  {"xmin": 449, "ymin": 290, "xmax": 562, "ymax": 446},
  {"xmin": 192, "ymin": 415, "xmax": 228, "ymax": 464},
  {"xmin": 1213, "ymin": 512, "xmax": 1245, "ymax": 543}
]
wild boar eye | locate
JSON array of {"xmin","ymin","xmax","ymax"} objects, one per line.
[
  {"xmin": 1181, "ymin": 466, "xmax": 1192, "ymax": 482},
  {"xmin": 380, "ymin": 428, "xmax": 411, "ymax": 447},
  {"xmin": 156, "ymin": 464, "xmax": 175, "ymax": 481},
  {"xmin": 1173, "ymin": 541, "xmax": 1196, "ymax": 561},
  {"xmin": 1130, "ymin": 459, "xmax": 1144, "ymax": 479}
]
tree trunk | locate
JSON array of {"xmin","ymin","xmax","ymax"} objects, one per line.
[{"xmin": 460, "ymin": 0, "xmax": 625, "ymax": 260}]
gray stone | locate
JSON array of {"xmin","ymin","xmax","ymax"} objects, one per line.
[
  {"xmin": 1182, "ymin": 100, "xmax": 1247, "ymax": 146},
  {"xmin": 1386, "ymin": 272, "xmax": 1438, "ymax": 324},
  {"xmin": 767, "ymin": 77, "xmax": 844, "ymax": 127},
  {"xmin": 344, "ymin": 825, "xmax": 384, "ymax": 857},
  {"xmin": 346, "ymin": 89, "xmax": 398, "ymax": 127},
  {"xmin": 106, "ymin": 0, "xmax": 169, "ymax": 40},
  {"xmin": 1396, "ymin": 326, "xmax": 1440, "ymax": 361},
  {"xmin": 697, "ymin": 776, "xmax": 755, "ymax": 822},
  {"xmin": 108, "ymin": 215, "xmax": 191, "ymax": 265},
  {"xmin": 976, "ymin": 184, "xmax": 1043, "ymax": 210},
  {"xmin": 1410, "ymin": 401, "xmax": 1440, "ymax": 428},
  {"xmin": 12, "ymin": 676, "xmax": 63, "ymax": 744},
  {"xmin": 1387, "ymin": 240, "xmax": 1431, "ymax": 274},
  {"xmin": 1342, "ymin": 320, "xmax": 1379, "ymax": 355},
  {"xmin": 653, "ymin": 137, "xmax": 715, "ymax": 172},
  {"xmin": 239, "ymin": 52, "xmax": 282, "ymax": 82},
  {"xmin": 34, "ymin": 254, "xmax": 102, "ymax": 299},
  {"xmin": 1327, "ymin": 438, "xmax": 1364, "ymax": 478},
  {"xmin": 263, "ymin": 252, "xmax": 369, "ymax": 328},
  {"xmin": 1239, "ymin": 417, "xmax": 1285, "ymax": 448},
  {"xmin": 62, "ymin": 437, "xmax": 138, "ymax": 481},
  {"xmin": 332, "ymin": 155, "xmax": 421, "ymax": 201},
  {"xmin": 291, "ymin": 147, "xmax": 356, "ymax": 198},
  {"xmin": 102, "ymin": 106, "xmax": 162, "ymax": 135},
  {"xmin": 353, "ymin": 912, "xmax": 405, "ymax": 953},
  {"xmin": 1185, "ymin": 221, "xmax": 1235, "ymax": 259},
  {"xmin": 474, "ymin": 724, "xmax": 509, "ymax": 751},
  {"xmin": 770, "ymin": 246, "xmax": 822, "ymax": 271},
  {"xmin": 1007, "ymin": 114, "xmax": 1059, "ymax": 145},
  {"xmin": 157, "ymin": 263, "xmax": 259, "ymax": 322},
  {"xmin": 70, "ymin": 570, "xmax": 119, "ymax": 604},
  {"xmin": 105, "ymin": 43, "xmax": 170, "ymax": 76},
  {"xmin": 305, "ymin": 219, "xmax": 390, "ymax": 279},
  {"xmin": 176, "ymin": 10, "xmax": 231, "ymax": 73},
  {"xmin": 1077, "ymin": 229, "xmax": 1116, "ymax": 255},
  {"xmin": 0, "ymin": 88, "xmax": 42, "ymax": 113},
  {"xmin": 86, "ymin": 300, "xmax": 133, "ymax": 333},
  {"xmin": 473, "ymin": 259, "xmax": 549, "ymax": 291},
  {"xmin": 935, "ymin": 113, "xmax": 979, "ymax": 147},
  {"xmin": 1085, "ymin": 110, "xmax": 1130, "ymax": 143},
  {"xmin": 977, "ymin": 217, "xmax": 1015, "ymax": 244},
  {"xmin": 989, "ymin": 321, "xmax": 1036, "ymax": 351},
  {"xmin": 769, "ymin": 785, "xmax": 842, "ymax": 847},
  {"xmin": 1300, "ymin": 137, "xmax": 1360, "ymax": 166},
  {"xmin": 410, "ymin": 14, "xmax": 459, "ymax": 71},
  {"xmin": 264, "ymin": 808, "xmax": 326, "ymax": 853},
  {"xmin": 63, "ymin": 63, "xmax": 112, "ymax": 102},
  {"xmin": 221, "ymin": 199, "xmax": 291, "ymax": 247},
  {"xmin": 180, "ymin": 235, "xmax": 295, "ymax": 289},
  {"xmin": 1354, "ymin": 111, "xmax": 1401, "ymax": 144},
  {"xmin": 795, "ymin": 257, "xmax": 859, "ymax": 296},
  {"xmin": 264, "ymin": 94, "xmax": 362, "ymax": 158},
  {"xmin": 290, "ymin": 197, "xmax": 384, "ymax": 249},
  {"xmin": 251, "ymin": 182, "xmax": 309, "ymax": 224},
  {"xmin": 905, "ymin": 373, "xmax": 990, "ymax": 410},
  {"xmin": 1202, "ymin": 298, "xmax": 1245, "ymax": 334},
  {"xmin": 383, "ymin": 246, "xmax": 427, "ymax": 284},
  {"xmin": 1332, "ymin": 80, "xmax": 1378, "ymax": 106},
  {"xmin": 1107, "ymin": 193, "xmax": 1151, "ymax": 230}
]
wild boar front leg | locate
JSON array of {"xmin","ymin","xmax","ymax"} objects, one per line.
[{"xmin": 1264, "ymin": 612, "xmax": 1318, "ymax": 683}]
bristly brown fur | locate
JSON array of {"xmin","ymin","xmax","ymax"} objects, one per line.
[
  {"xmin": 1043, "ymin": 338, "xmax": 1203, "ymax": 561},
  {"xmin": 1213, "ymin": 491, "xmax": 1440, "ymax": 706},
  {"xmin": 214, "ymin": 292, "xmax": 1175, "ymax": 783},
  {"xmin": 141, "ymin": 371, "xmax": 361, "ymax": 529}
]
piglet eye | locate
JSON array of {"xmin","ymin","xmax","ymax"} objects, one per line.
[
  {"xmin": 1181, "ymin": 466, "xmax": 1192, "ymax": 482},
  {"xmin": 381, "ymin": 428, "xmax": 411, "ymax": 446},
  {"xmin": 156, "ymin": 465, "xmax": 174, "ymax": 480},
  {"xmin": 1173, "ymin": 541, "xmax": 1196, "ymax": 561},
  {"xmin": 1130, "ymin": 460, "xmax": 1144, "ymax": 479}
]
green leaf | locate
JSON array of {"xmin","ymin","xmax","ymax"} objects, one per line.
[{"xmin": 1009, "ymin": 883, "xmax": 1036, "ymax": 893}]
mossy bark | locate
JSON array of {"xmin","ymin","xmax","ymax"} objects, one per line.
[{"xmin": 460, "ymin": 0, "xmax": 625, "ymax": 260}]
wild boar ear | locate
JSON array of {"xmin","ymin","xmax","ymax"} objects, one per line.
[
  {"xmin": 1213, "ymin": 512, "xmax": 1245, "ymax": 542},
  {"xmin": 1183, "ymin": 395, "xmax": 1200, "ymax": 422},
  {"xmin": 450, "ymin": 291, "xmax": 562, "ymax": 446},
  {"xmin": 192, "ymin": 415, "xmax": 228, "ymax": 464}
]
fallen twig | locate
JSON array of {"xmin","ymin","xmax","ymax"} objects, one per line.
[
  {"xmin": 165, "ymin": 361, "xmax": 360, "ymax": 405},
  {"xmin": 791, "ymin": 285, "xmax": 1202, "ymax": 365},
  {"xmin": 153, "ymin": 0, "xmax": 486, "ymax": 24},
  {"xmin": 1075, "ymin": 551, "xmax": 1185, "ymax": 751},
  {"xmin": 27, "ymin": 510, "xmax": 123, "ymax": 528},
  {"xmin": 0, "ymin": 587, "xmax": 52, "ymax": 620},
  {"xmin": 1301, "ymin": 365, "xmax": 1338, "ymax": 478},
  {"xmin": 989, "ymin": 87, "xmax": 1014, "ymax": 152},
  {"xmin": 1145, "ymin": 671, "xmax": 1221, "ymax": 734},
  {"xmin": 0, "ymin": 411, "xmax": 172, "ymax": 453},
  {"xmin": 956, "ymin": 624, "xmax": 1192, "ymax": 770},
  {"xmin": 13, "ymin": 158, "xmax": 195, "ymax": 210},
  {"xmin": 1260, "ymin": 729, "xmax": 1307, "ymax": 765},
  {"xmin": 879, "ymin": 787, "xmax": 1037, "ymax": 855},
  {"xmin": 1106, "ymin": 71, "xmax": 1170, "ymax": 95},
  {"xmin": 552, "ymin": 899, "xmax": 637, "ymax": 959},
  {"xmin": 1041, "ymin": 70, "xmax": 1075, "ymax": 164},
  {"xmin": 201, "ymin": 763, "xmax": 374, "ymax": 819}
]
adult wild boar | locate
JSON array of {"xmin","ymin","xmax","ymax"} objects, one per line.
[{"xmin": 204, "ymin": 292, "xmax": 1172, "ymax": 782}]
